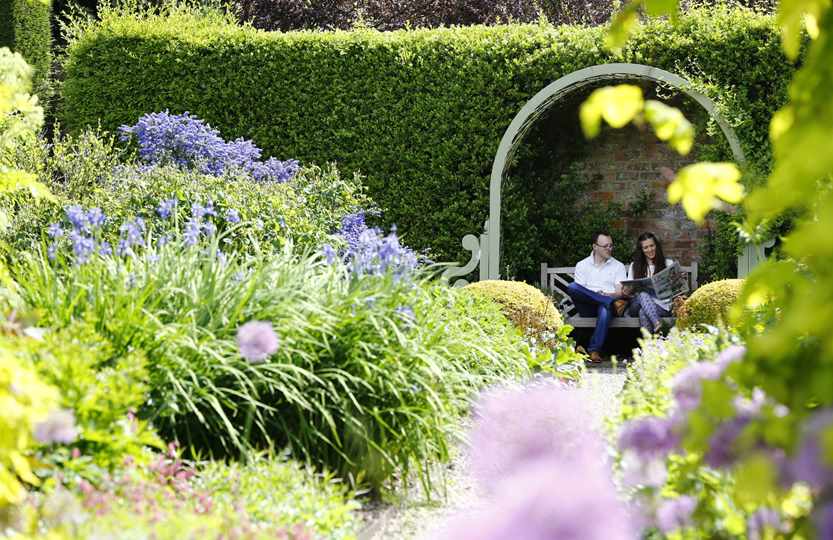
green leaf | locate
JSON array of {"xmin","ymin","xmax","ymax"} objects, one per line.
[
  {"xmin": 644, "ymin": 100, "xmax": 695, "ymax": 155},
  {"xmin": 667, "ymin": 162, "xmax": 743, "ymax": 224},
  {"xmin": 733, "ymin": 453, "xmax": 777, "ymax": 507},
  {"xmin": 605, "ymin": 2, "xmax": 641, "ymax": 52},
  {"xmin": 580, "ymin": 85, "xmax": 644, "ymax": 139}
]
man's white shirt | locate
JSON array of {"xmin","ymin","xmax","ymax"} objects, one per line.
[{"xmin": 574, "ymin": 253, "xmax": 627, "ymax": 293}]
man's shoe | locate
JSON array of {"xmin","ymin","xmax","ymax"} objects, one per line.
[
  {"xmin": 613, "ymin": 299, "xmax": 628, "ymax": 317},
  {"xmin": 589, "ymin": 351, "xmax": 604, "ymax": 364}
]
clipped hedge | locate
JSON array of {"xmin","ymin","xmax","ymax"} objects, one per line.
[
  {"xmin": 0, "ymin": 0, "xmax": 52, "ymax": 89},
  {"xmin": 62, "ymin": 7, "xmax": 793, "ymax": 266},
  {"xmin": 465, "ymin": 279, "xmax": 562, "ymax": 333},
  {"xmin": 676, "ymin": 278, "xmax": 744, "ymax": 329}
]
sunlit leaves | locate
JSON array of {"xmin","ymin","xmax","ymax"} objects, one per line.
[
  {"xmin": 579, "ymin": 84, "xmax": 644, "ymax": 138},
  {"xmin": 667, "ymin": 163, "xmax": 743, "ymax": 224},
  {"xmin": 776, "ymin": 0, "xmax": 829, "ymax": 59},
  {"xmin": 0, "ymin": 169, "xmax": 55, "ymax": 203},
  {"xmin": 745, "ymin": 9, "xmax": 833, "ymax": 228},
  {"xmin": 733, "ymin": 453, "xmax": 778, "ymax": 507},
  {"xmin": 605, "ymin": 0, "xmax": 679, "ymax": 51},
  {"xmin": 605, "ymin": 3, "xmax": 641, "ymax": 52},
  {"xmin": 644, "ymin": 100, "xmax": 694, "ymax": 155}
]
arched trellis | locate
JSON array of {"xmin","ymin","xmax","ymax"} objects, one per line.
[{"xmin": 444, "ymin": 62, "xmax": 761, "ymax": 286}]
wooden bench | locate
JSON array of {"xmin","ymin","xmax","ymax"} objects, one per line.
[{"xmin": 540, "ymin": 262, "xmax": 698, "ymax": 328}]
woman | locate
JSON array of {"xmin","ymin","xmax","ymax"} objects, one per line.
[{"xmin": 624, "ymin": 232, "xmax": 674, "ymax": 333}]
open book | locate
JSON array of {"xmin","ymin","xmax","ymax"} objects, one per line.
[{"xmin": 620, "ymin": 261, "xmax": 690, "ymax": 301}]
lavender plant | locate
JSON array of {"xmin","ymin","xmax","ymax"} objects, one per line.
[{"xmin": 119, "ymin": 111, "xmax": 299, "ymax": 183}]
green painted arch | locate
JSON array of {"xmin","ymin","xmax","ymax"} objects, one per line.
[{"xmin": 486, "ymin": 62, "xmax": 747, "ymax": 279}]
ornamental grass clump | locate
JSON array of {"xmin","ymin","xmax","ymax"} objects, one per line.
[
  {"xmin": 119, "ymin": 111, "xmax": 299, "ymax": 183},
  {"xmin": 14, "ymin": 225, "xmax": 532, "ymax": 490}
]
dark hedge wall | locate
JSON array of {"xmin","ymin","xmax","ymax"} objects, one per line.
[
  {"xmin": 62, "ymin": 8, "xmax": 793, "ymax": 270},
  {"xmin": 0, "ymin": 0, "xmax": 52, "ymax": 89}
]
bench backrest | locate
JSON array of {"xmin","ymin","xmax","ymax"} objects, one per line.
[{"xmin": 540, "ymin": 262, "xmax": 699, "ymax": 297}]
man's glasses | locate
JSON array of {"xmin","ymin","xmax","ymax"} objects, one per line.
[{"xmin": 594, "ymin": 243, "xmax": 614, "ymax": 249}]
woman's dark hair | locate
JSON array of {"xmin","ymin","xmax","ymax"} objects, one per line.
[{"xmin": 631, "ymin": 232, "xmax": 667, "ymax": 279}]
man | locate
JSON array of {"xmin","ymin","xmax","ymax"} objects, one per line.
[{"xmin": 566, "ymin": 231, "xmax": 628, "ymax": 363}]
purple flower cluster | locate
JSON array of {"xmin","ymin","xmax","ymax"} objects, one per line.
[
  {"xmin": 47, "ymin": 199, "xmax": 242, "ymax": 264},
  {"xmin": 119, "ymin": 111, "xmax": 299, "ymax": 183},
  {"xmin": 48, "ymin": 206, "xmax": 109, "ymax": 263},
  {"xmin": 324, "ymin": 211, "xmax": 419, "ymax": 279},
  {"xmin": 436, "ymin": 378, "xmax": 635, "ymax": 539},
  {"xmin": 236, "ymin": 321, "xmax": 279, "ymax": 364},
  {"xmin": 34, "ymin": 409, "xmax": 79, "ymax": 444}
]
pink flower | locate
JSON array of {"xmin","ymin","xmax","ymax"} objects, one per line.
[
  {"xmin": 236, "ymin": 321, "xmax": 279, "ymax": 363},
  {"xmin": 467, "ymin": 379, "xmax": 604, "ymax": 492},
  {"xmin": 34, "ymin": 409, "xmax": 79, "ymax": 444},
  {"xmin": 438, "ymin": 456, "xmax": 635, "ymax": 540}
]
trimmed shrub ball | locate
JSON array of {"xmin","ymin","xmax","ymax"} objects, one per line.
[
  {"xmin": 676, "ymin": 279, "xmax": 744, "ymax": 330},
  {"xmin": 465, "ymin": 280, "xmax": 562, "ymax": 336}
]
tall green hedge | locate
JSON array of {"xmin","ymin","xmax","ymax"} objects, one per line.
[
  {"xmin": 0, "ymin": 0, "xmax": 52, "ymax": 89},
  {"xmin": 62, "ymin": 7, "xmax": 794, "ymax": 267}
]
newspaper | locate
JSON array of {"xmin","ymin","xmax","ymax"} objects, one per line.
[{"xmin": 620, "ymin": 261, "xmax": 689, "ymax": 301}]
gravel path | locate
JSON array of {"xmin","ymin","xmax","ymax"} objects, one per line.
[{"xmin": 357, "ymin": 365, "xmax": 627, "ymax": 539}]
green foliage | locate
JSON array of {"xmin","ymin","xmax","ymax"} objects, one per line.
[
  {"xmin": 12, "ymin": 241, "xmax": 532, "ymax": 491},
  {"xmin": 610, "ymin": 329, "xmax": 760, "ymax": 539},
  {"xmin": 60, "ymin": 6, "xmax": 793, "ymax": 267},
  {"xmin": 676, "ymin": 278, "xmax": 744, "ymax": 329},
  {"xmin": 0, "ymin": 331, "xmax": 60, "ymax": 512},
  {"xmin": 0, "ymin": 0, "xmax": 52, "ymax": 92},
  {"xmin": 196, "ymin": 456, "xmax": 360, "ymax": 539},
  {"xmin": 13, "ymin": 453, "xmax": 360, "ymax": 539},
  {"xmin": 0, "ymin": 127, "xmax": 370, "ymax": 257},
  {"xmin": 19, "ymin": 324, "xmax": 163, "ymax": 478}
]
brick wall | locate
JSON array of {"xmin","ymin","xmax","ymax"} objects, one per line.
[{"xmin": 575, "ymin": 124, "xmax": 712, "ymax": 267}]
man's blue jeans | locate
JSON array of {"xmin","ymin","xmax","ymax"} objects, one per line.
[{"xmin": 566, "ymin": 282, "xmax": 615, "ymax": 353}]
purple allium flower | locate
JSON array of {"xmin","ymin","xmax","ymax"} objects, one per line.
[
  {"xmin": 814, "ymin": 502, "xmax": 833, "ymax": 540},
  {"xmin": 339, "ymin": 211, "xmax": 368, "ymax": 250},
  {"xmin": 671, "ymin": 361, "xmax": 722, "ymax": 412},
  {"xmin": 792, "ymin": 408, "xmax": 833, "ymax": 490},
  {"xmin": 86, "ymin": 207, "xmax": 106, "ymax": 229},
  {"xmin": 237, "ymin": 321, "xmax": 279, "ymax": 364},
  {"xmin": 34, "ymin": 410, "xmax": 79, "ymax": 444},
  {"xmin": 704, "ymin": 415, "xmax": 751, "ymax": 469},
  {"xmin": 618, "ymin": 416, "xmax": 679, "ymax": 460},
  {"xmin": 619, "ymin": 451, "xmax": 668, "ymax": 489},
  {"xmin": 157, "ymin": 198, "xmax": 177, "ymax": 219},
  {"xmin": 747, "ymin": 507, "xmax": 784, "ymax": 540},
  {"xmin": 438, "ymin": 456, "xmax": 634, "ymax": 540},
  {"xmin": 468, "ymin": 379, "xmax": 604, "ymax": 493},
  {"xmin": 202, "ymin": 221, "xmax": 217, "ymax": 237},
  {"xmin": 98, "ymin": 241, "xmax": 112, "ymax": 256},
  {"xmin": 715, "ymin": 345, "xmax": 746, "ymax": 370},
  {"xmin": 224, "ymin": 209, "xmax": 240, "ymax": 224},
  {"xmin": 656, "ymin": 496, "xmax": 697, "ymax": 533},
  {"xmin": 47, "ymin": 223, "xmax": 64, "ymax": 239}
]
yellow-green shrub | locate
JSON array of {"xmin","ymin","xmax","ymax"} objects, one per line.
[
  {"xmin": 0, "ymin": 335, "xmax": 59, "ymax": 512},
  {"xmin": 676, "ymin": 279, "xmax": 744, "ymax": 330},
  {"xmin": 465, "ymin": 280, "xmax": 563, "ymax": 334}
]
